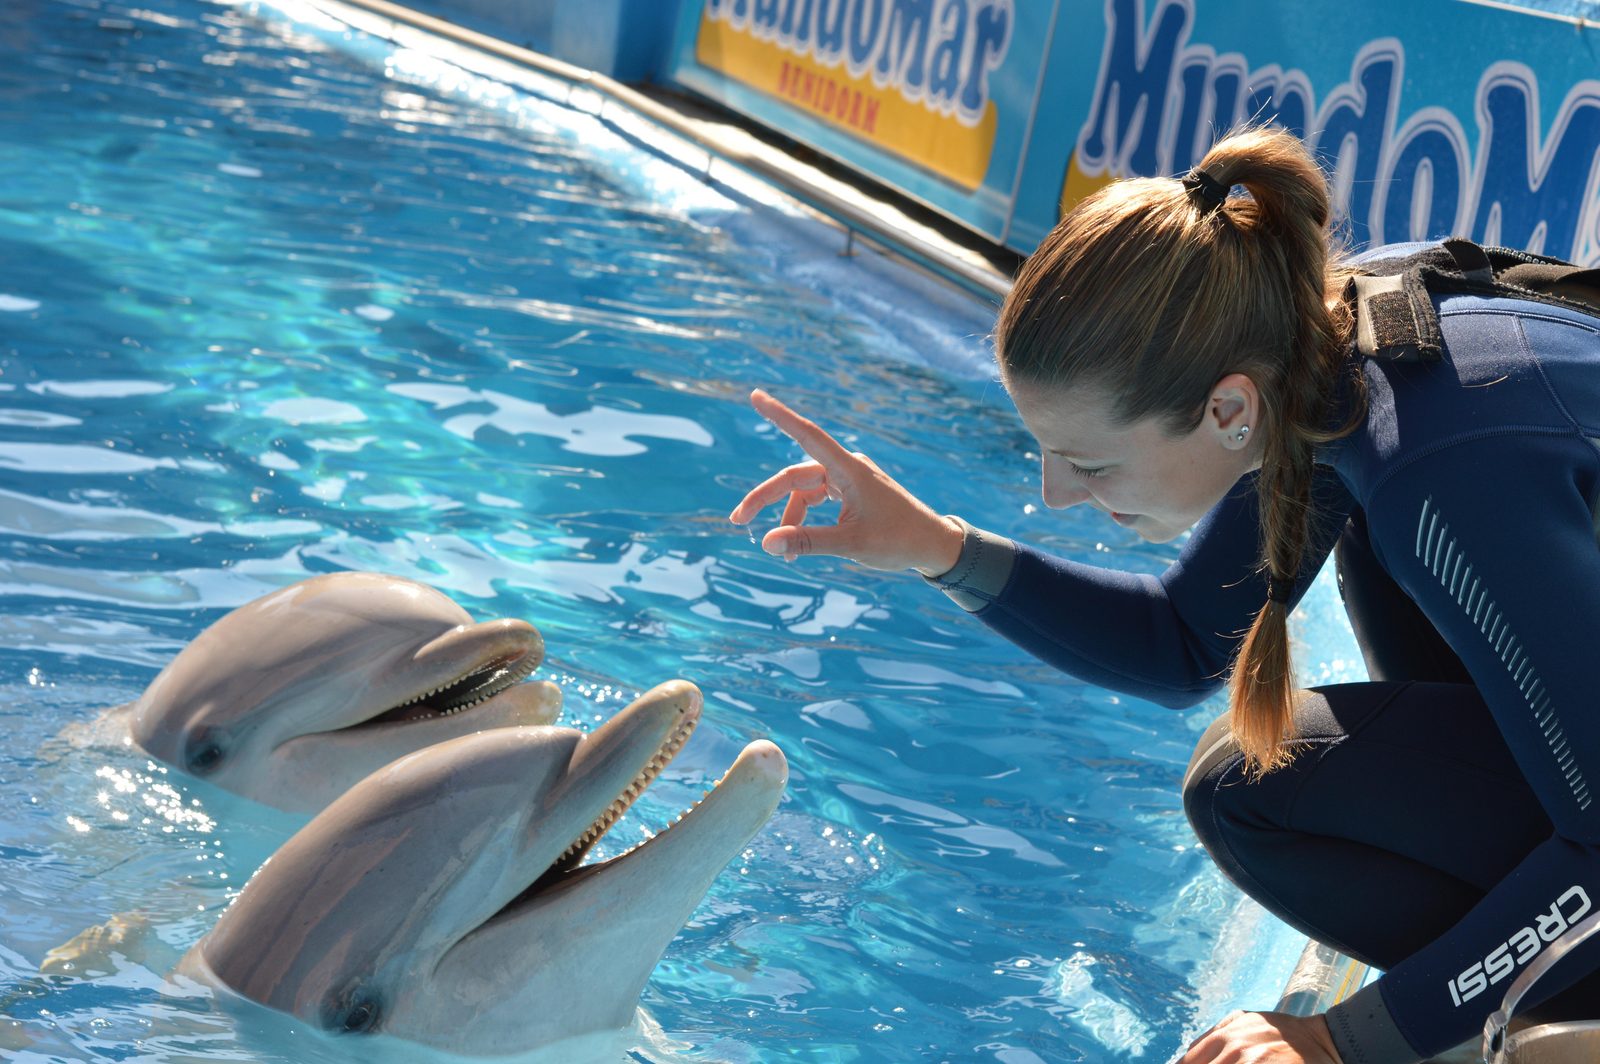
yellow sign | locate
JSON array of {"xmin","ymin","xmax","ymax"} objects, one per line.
[
  {"xmin": 1058, "ymin": 152, "xmax": 1118, "ymax": 218},
  {"xmin": 694, "ymin": 7, "xmax": 1000, "ymax": 191}
]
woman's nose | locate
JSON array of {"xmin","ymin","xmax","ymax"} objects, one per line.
[
  {"xmin": 1041, "ymin": 460, "xmax": 1093, "ymax": 509},
  {"xmin": 1043, "ymin": 484, "xmax": 1093, "ymax": 509}
]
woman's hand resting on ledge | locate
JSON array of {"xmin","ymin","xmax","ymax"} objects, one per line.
[{"xmin": 1179, "ymin": 1011, "xmax": 1344, "ymax": 1064}]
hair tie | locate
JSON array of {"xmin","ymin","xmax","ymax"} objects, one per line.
[
  {"xmin": 1266, "ymin": 576, "xmax": 1293, "ymax": 605},
  {"xmin": 1182, "ymin": 167, "xmax": 1229, "ymax": 213}
]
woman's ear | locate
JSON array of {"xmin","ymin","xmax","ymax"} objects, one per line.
[{"xmin": 1209, "ymin": 372, "xmax": 1260, "ymax": 449}]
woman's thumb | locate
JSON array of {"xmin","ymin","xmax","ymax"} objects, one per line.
[{"xmin": 761, "ymin": 525, "xmax": 833, "ymax": 561}]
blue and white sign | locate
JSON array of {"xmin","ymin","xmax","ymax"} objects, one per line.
[{"xmin": 667, "ymin": 0, "xmax": 1600, "ymax": 262}]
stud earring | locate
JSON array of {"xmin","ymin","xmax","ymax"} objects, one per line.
[{"xmin": 1234, "ymin": 425, "xmax": 1250, "ymax": 443}]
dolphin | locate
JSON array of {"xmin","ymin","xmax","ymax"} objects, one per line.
[
  {"xmin": 73, "ymin": 572, "xmax": 562, "ymax": 813},
  {"xmin": 177, "ymin": 679, "xmax": 787, "ymax": 1054}
]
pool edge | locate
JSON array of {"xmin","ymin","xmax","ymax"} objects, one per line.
[
  {"xmin": 1276, "ymin": 939, "xmax": 1371, "ymax": 1017},
  {"xmin": 249, "ymin": 0, "xmax": 1013, "ymax": 305}
]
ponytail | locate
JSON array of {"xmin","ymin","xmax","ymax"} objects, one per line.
[
  {"xmin": 996, "ymin": 125, "xmax": 1365, "ymax": 776},
  {"xmin": 1198, "ymin": 129, "xmax": 1361, "ymax": 775}
]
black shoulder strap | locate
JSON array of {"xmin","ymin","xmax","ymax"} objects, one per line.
[
  {"xmin": 1349, "ymin": 239, "xmax": 1600, "ymax": 364},
  {"xmin": 1496, "ymin": 261, "xmax": 1600, "ymax": 307}
]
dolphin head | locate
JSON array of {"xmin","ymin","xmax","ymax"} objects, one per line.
[
  {"xmin": 127, "ymin": 572, "xmax": 562, "ymax": 812},
  {"xmin": 184, "ymin": 679, "xmax": 786, "ymax": 1053}
]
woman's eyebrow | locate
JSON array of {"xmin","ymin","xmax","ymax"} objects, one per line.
[{"xmin": 1049, "ymin": 447, "xmax": 1111, "ymax": 463}]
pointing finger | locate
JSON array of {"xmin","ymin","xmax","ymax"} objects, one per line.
[{"xmin": 750, "ymin": 390, "xmax": 861, "ymax": 479}]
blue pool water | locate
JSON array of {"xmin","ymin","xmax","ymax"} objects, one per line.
[{"xmin": 0, "ymin": 0, "xmax": 1370, "ymax": 1059}]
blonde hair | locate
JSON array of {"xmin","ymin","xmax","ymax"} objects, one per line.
[{"xmin": 995, "ymin": 126, "xmax": 1366, "ymax": 775}]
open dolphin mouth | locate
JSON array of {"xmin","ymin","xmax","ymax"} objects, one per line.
[
  {"xmin": 362, "ymin": 646, "xmax": 543, "ymax": 727},
  {"xmin": 508, "ymin": 704, "xmax": 704, "ymax": 907},
  {"xmin": 183, "ymin": 674, "xmax": 786, "ymax": 1049},
  {"xmin": 553, "ymin": 711, "xmax": 698, "ymax": 871}
]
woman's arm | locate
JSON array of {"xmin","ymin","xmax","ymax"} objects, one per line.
[
  {"xmin": 730, "ymin": 390, "xmax": 1356, "ymax": 708},
  {"xmin": 929, "ymin": 465, "xmax": 1355, "ymax": 707}
]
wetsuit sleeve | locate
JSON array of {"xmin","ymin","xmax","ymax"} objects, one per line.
[
  {"xmin": 1325, "ymin": 432, "xmax": 1600, "ymax": 1062},
  {"xmin": 922, "ymin": 466, "xmax": 1356, "ymax": 708}
]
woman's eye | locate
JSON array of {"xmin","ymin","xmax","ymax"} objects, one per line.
[{"xmin": 1069, "ymin": 462, "xmax": 1108, "ymax": 479}]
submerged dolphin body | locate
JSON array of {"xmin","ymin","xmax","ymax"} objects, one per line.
[
  {"xmin": 81, "ymin": 572, "xmax": 562, "ymax": 813},
  {"xmin": 180, "ymin": 680, "xmax": 787, "ymax": 1054}
]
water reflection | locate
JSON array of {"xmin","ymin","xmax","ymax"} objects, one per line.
[{"xmin": 390, "ymin": 382, "xmax": 715, "ymax": 456}]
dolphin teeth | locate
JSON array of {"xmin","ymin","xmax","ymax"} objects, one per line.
[
  {"xmin": 374, "ymin": 647, "xmax": 541, "ymax": 726},
  {"xmin": 547, "ymin": 711, "xmax": 701, "ymax": 871}
]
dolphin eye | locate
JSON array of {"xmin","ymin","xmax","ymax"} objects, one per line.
[
  {"xmin": 184, "ymin": 729, "xmax": 225, "ymax": 775},
  {"xmin": 322, "ymin": 988, "xmax": 382, "ymax": 1034},
  {"xmin": 339, "ymin": 996, "xmax": 380, "ymax": 1034}
]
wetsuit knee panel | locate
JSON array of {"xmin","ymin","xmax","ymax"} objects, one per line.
[{"xmin": 1182, "ymin": 710, "xmax": 1245, "ymax": 838}]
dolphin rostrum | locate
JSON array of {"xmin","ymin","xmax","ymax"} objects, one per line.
[
  {"xmin": 179, "ymin": 679, "xmax": 787, "ymax": 1054},
  {"xmin": 73, "ymin": 572, "xmax": 562, "ymax": 813}
]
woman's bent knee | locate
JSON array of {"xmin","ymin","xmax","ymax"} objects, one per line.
[{"xmin": 1182, "ymin": 709, "xmax": 1245, "ymax": 843}]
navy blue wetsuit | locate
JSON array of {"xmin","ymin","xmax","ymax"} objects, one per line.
[{"xmin": 925, "ymin": 244, "xmax": 1600, "ymax": 1062}]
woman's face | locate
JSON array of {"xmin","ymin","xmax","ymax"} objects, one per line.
[{"xmin": 1006, "ymin": 376, "xmax": 1261, "ymax": 543}]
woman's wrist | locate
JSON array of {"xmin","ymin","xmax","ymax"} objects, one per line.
[
  {"xmin": 911, "ymin": 514, "xmax": 966, "ymax": 577},
  {"xmin": 1309, "ymin": 1014, "xmax": 1344, "ymax": 1062}
]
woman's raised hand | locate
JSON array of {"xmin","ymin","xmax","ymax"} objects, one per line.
[{"xmin": 728, "ymin": 389, "xmax": 965, "ymax": 575}]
